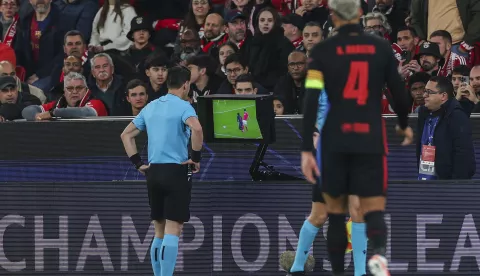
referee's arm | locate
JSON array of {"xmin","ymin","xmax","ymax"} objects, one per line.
[
  {"xmin": 185, "ymin": 116, "xmax": 203, "ymax": 152},
  {"xmin": 121, "ymin": 122, "xmax": 142, "ymax": 159}
]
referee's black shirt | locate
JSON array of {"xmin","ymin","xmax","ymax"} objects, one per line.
[{"xmin": 302, "ymin": 24, "xmax": 409, "ymax": 154}]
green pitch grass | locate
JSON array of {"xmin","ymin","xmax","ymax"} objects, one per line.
[{"xmin": 213, "ymin": 99, "xmax": 263, "ymax": 139}]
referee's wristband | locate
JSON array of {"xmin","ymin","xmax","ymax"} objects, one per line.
[
  {"xmin": 191, "ymin": 150, "xmax": 202, "ymax": 163},
  {"xmin": 129, "ymin": 153, "xmax": 144, "ymax": 169}
]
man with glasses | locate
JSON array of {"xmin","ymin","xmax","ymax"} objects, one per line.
[
  {"xmin": 416, "ymin": 75, "xmax": 474, "ymax": 180},
  {"xmin": 22, "ymin": 72, "xmax": 107, "ymax": 121},
  {"xmin": 274, "ymin": 51, "xmax": 307, "ymax": 114}
]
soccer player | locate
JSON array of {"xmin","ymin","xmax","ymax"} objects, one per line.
[
  {"xmin": 301, "ymin": 1, "xmax": 413, "ymax": 276},
  {"xmin": 237, "ymin": 112, "xmax": 244, "ymax": 131},
  {"xmin": 243, "ymin": 108, "xmax": 249, "ymax": 131},
  {"xmin": 120, "ymin": 66, "xmax": 203, "ymax": 276}
]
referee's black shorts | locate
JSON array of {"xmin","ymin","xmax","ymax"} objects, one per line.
[
  {"xmin": 146, "ymin": 163, "xmax": 192, "ymax": 223},
  {"xmin": 321, "ymin": 152, "xmax": 387, "ymax": 197}
]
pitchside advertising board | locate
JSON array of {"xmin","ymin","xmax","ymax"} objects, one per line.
[{"xmin": 0, "ymin": 181, "xmax": 479, "ymax": 275}]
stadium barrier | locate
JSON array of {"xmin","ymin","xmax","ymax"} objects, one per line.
[
  {"xmin": 1, "ymin": 115, "xmax": 479, "ymax": 182},
  {"xmin": 0, "ymin": 180, "xmax": 479, "ymax": 275}
]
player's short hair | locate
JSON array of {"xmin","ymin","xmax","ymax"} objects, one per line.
[
  {"xmin": 144, "ymin": 52, "xmax": 171, "ymax": 70},
  {"xmin": 429, "ymin": 30, "xmax": 453, "ymax": 44},
  {"xmin": 126, "ymin": 79, "xmax": 147, "ymax": 96},
  {"xmin": 397, "ymin": 26, "xmax": 417, "ymax": 38},
  {"xmin": 408, "ymin": 72, "xmax": 430, "ymax": 88},
  {"xmin": 429, "ymin": 76, "xmax": 454, "ymax": 98},
  {"xmin": 167, "ymin": 66, "xmax": 191, "ymax": 89},
  {"xmin": 224, "ymin": 53, "xmax": 248, "ymax": 70},
  {"xmin": 452, "ymin": 65, "xmax": 470, "ymax": 77},
  {"xmin": 64, "ymin": 30, "xmax": 86, "ymax": 45},
  {"xmin": 235, "ymin": 74, "xmax": 255, "ymax": 88},
  {"xmin": 328, "ymin": 0, "xmax": 360, "ymax": 21}
]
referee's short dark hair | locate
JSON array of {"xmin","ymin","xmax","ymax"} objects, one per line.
[
  {"xmin": 167, "ymin": 66, "xmax": 191, "ymax": 89},
  {"xmin": 126, "ymin": 79, "xmax": 147, "ymax": 96},
  {"xmin": 429, "ymin": 76, "xmax": 454, "ymax": 98}
]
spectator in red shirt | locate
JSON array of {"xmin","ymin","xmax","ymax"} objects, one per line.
[
  {"xmin": 430, "ymin": 30, "xmax": 468, "ymax": 77},
  {"xmin": 200, "ymin": 13, "xmax": 228, "ymax": 56},
  {"xmin": 22, "ymin": 72, "xmax": 108, "ymax": 121}
]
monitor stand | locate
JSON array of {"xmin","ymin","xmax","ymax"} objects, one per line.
[{"xmin": 249, "ymin": 144, "xmax": 303, "ymax": 181}]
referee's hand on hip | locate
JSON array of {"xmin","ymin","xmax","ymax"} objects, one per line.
[
  {"xmin": 137, "ymin": 164, "xmax": 150, "ymax": 175},
  {"xmin": 182, "ymin": 159, "xmax": 201, "ymax": 173}
]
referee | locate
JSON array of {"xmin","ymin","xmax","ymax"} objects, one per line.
[
  {"xmin": 301, "ymin": 0, "xmax": 413, "ymax": 276},
  {"xmin": 120, "ymin": 66, "xmax": 203, "ymax": 276}
]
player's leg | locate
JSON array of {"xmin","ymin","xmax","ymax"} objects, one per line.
[
  {"xmin": 321, "ymin": 153, "xmax": 349, "ymax": 276},
  {"xmin": 289, "ymin": 185, "xmax": 327, "ymax": 275},
  {"xmin": 349, "ymin": 195, "xmax": 367, "ymax": 276},
  {"xmin": 146, "ymin": 165, "xmax": 167, "ymax": 276},
  {"xmin": 161, "ymin": 164, "xmax": 193, "ymax": 276},
  {"xmin": 352, "ymin": 155, "xmax": 390, "ymax": 276}
]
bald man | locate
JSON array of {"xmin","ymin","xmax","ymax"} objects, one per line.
[
  {"xmin": 470, "ymin": 65, "xmax": 480, "ymax": 95},
  {"xmin": 201, "ymin": 13, "xmax": 227, "ymax": 56},
  {"xmin": 273, "ymin": 51, "xmax": 307, "ymax": 114},
  {"xmin": 0, "ymin": 61, "xmax": 46, "ymax": 103}
]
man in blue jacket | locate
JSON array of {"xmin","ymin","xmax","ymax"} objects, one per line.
[{"xmin": 417, "ymin": 76, "xmax": 475, "ymax": 180}]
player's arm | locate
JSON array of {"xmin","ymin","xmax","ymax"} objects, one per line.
[
  {"xmin": 385, "ymin": 47, "xmax": 410, "ymax": 130},
  {"xmin": 302, "ymin": 67, "xmax": 325, "ymax": 152}
]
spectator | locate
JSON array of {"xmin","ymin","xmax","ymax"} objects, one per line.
[
  {"xmin": 22, "ymin": 72, "xmax": 108, "ymax": 120},
  {"xmin": 186, "ymin": 54, "xmax": 223, "ymax": 103},
  {"xmin": 49, "ymin": 55, "xmax": 83, "ymax": 100},
  {"xmin": 363, "ymin": 12, "xmax": 392, "ymax": 40},
  {"xmin": 243, "ymin": 6, "xmax": 293, "ymax": 90},
  {"xmin": 417, "ymin": 76, "xmax": 475, "ymax": 180},
  {"xmin": 201, "ymin": 13, "xmax": 228, "ymax": 57},
  {"xmin": 172, "ymin": 28, "xmax": 201, "ymax": 65},
  {"xmin": 451, "ymin": 65, "xmax": 471, "ymax": 95},
  {"xmin": 371, "ymin": 0, "xmax": 408, "ymax": 42},
  {"xmin": 224, "ymin": 10, "xmax": 251, "ymax": 53},
  {"xmin": 216, "ymin": 41, "xmax": 238, "ymax": 78},
  {"xmin": 234, "ymin": 73, "xmax": 257, "ymax": 94},
  {"xmin": 294, "ymin": 0, "xmax": 329, "ymax": 28},
  {"xmin": 54, "ymin": 0, "xmax": 98, "ymax": 43},
  {"xmin": 89, "ymin": 0, "xmax": 136, "ymax": 54},
  {"xmin": 249, "ymin": 0, "xmax": 274, "ymax": 34},
  {"xmin": 50, "ymin": 30, "xmax": 90, "ymax": 99},
  {"xmin": 122, "ymin": 16, "xmax": 157, "ymax": 77},
  {"xmin": 395, "ymin": 26, "xmax": 420, "ymax": 59},
  {"xmin": 227, "ymin": 0, "xmax": 255, "ymax": 26},
  {"xmin": 215, "ymin": 53, "xmax": 268, "ymax": 94},
  {"xmin": 0, "ymin": 60, "xmax": 46, "ymax": 103},
  {"xmin": 273, "ymin": 50, "xmax": 307, "ymax": 114},
  {"xmin": 0, "ymin": 0, "xmax": 19, "ymax": 47},
  {"xmin": 15, "ymin": 0, "xmax": 65, "ymax": 92},
  {"xmin": 180, "ymin": 0, "xmax": 212, "ymax": 38},
  {"xmin": 144, "ymin": 53, "xmax": 170, "ymax": 102},
  {"xmin": 273, "ymin": 94, "xmax": 285, "ymax": 115},
  {"xmin": 302, "ymin": 21, "xmax": 322, "ymax": 57},
  {"xmin": 463, "ymin": 65, "xmax": 480, "ymax": 112},
  {"xmin": 430, "ymin": 30, "xmax": 468, "ymax": 77},
  {"xmin": 124, "ymin": 78, "xmax": 148, "ymax": 116},
  {"xmin": 282, "ymin": 13, "xmax": 305, "ymax": 51},
  {"xmin": 408, "ymin": 72, "xmax": 429, "ymax": 113},
  {"xmin": 0, "ymin": 75, "xmax": 40, "ymax": 121},
  {"xmin": 0, "ymin": 43, "xmax": 16, "ymax": 66},
  {"xmin": 415, "ymin": 41, "xmax": 442, "ymax": 76},
  {"xmin": 88, "ymin": 53, "xmax": 126, "ymax": 115}
]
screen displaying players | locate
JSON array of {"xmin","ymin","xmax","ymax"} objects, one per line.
[{"xmin": 212, "ymin": 99, "xmax": 263, "ymax": 139}]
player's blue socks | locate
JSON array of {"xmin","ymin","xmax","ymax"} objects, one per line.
[
  {"xmin": 351, "ymin": 222, "xmax": 367, "ymax": 276},
  {"xmin": 290, "ymin": 220, "xmax": 319, "ymax": 272},
  {"xmin": 160, "ymin": 234, "xmax": 179, "ymax": 276},
  {"xmin": 150, "ymin": 237, "xmax": 163, "ymax": 276}
]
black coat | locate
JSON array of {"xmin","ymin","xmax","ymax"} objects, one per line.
[
  {"xmin": 416, "ymin": 98, "xmax": 476, "ymax": 179},
  {"xmin": 243, "ymin": 28, "xmax": 294, "ymax": 91},
  {"xmin": 273, "ymin": 74, "xmax": 305, "ymax": 114},
  {"xmin": 0, "ymin": 92, "xmax": 41, "ymax": 121},
  {"xmin": 87, "ymin": 74, "xmax": 127, "ymax": 116}
]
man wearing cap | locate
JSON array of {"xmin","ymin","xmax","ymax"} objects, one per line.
[
  {"xmin": 282, "ymin": 14, "xmax": 305, "ymax": 51},
  {"xmin": 224, "ymin": 10, "xmax": 251, "ymax": 52},
  {"xmin": 123, "ymin": 16, "xmax": 157, "ymax": 75},
  {"xmin": 416, "ymin": 41, "xmax": 443, "ymax": 76},
  {"xmin": 0, "ymin": 60, "xmax": 46, "ymax": 104},
  {"xmin": 0, "ymin": 75, "xmax": 41, "ymax": 121}
]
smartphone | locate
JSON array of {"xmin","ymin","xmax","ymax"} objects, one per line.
[
  {"xmin": 461, "ymin": 76, "xmax": 470, "ymax": 85},
  {"xmin": 401, "ymin": 50, "xmax": 412, "ymax": 63}
]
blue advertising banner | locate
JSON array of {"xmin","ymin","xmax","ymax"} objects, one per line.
[{"xmin": 0, "ymin": 181, "xmax": 479, "ymax": 275}]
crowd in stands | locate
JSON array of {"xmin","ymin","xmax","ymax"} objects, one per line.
[{"xmin": 0, "ymin": 0, "xmax": 479, "ymax": 122}]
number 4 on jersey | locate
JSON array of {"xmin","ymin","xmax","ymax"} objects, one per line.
[{"xmin": 343, "ymin": 61, "xmax": 369, "ymax": 105}]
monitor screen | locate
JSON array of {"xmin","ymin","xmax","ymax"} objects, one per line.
[{"xmin": 212, "ymin": 99, "xmax": 263, "ymax": 139}]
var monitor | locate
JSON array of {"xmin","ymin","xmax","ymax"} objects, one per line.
[{"xmin": 197, "ymin": 94, "xmax": 275, "ymax": 144}]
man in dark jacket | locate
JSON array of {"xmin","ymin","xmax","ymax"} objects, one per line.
[
  {"xmin": 54, "ymin": 0, "xmax": 97, "ymax": 43},
  {"xmin": 186, "ymin": 54, "xmax": 223, "ymax": 103},
  {"xmin": 417, "ymin": 76, "xmax": 475, "ymax": 180},
  {"xmin": 273, "ymin": 50, "xmax": 306, "ymax": 114},
  {"xmin": 0, "ymin": 75, "xmax": 40, "ymax": 121},
  {"xmin": 14, "ymin": 0, "xmax": 65, "ymax": 92}
]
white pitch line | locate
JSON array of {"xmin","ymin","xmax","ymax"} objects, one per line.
[{"xmin": 213, "ymin": 104, "xmax": 256, "ymax": 114}]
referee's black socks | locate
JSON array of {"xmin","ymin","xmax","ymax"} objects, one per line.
[
  {"xmin": 364, "ymin": 211, "xmax": 387, "ymax": 256},
  {"xmin": 326, "ymin": 213, "xmax": 348, "ymax": 274}
]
